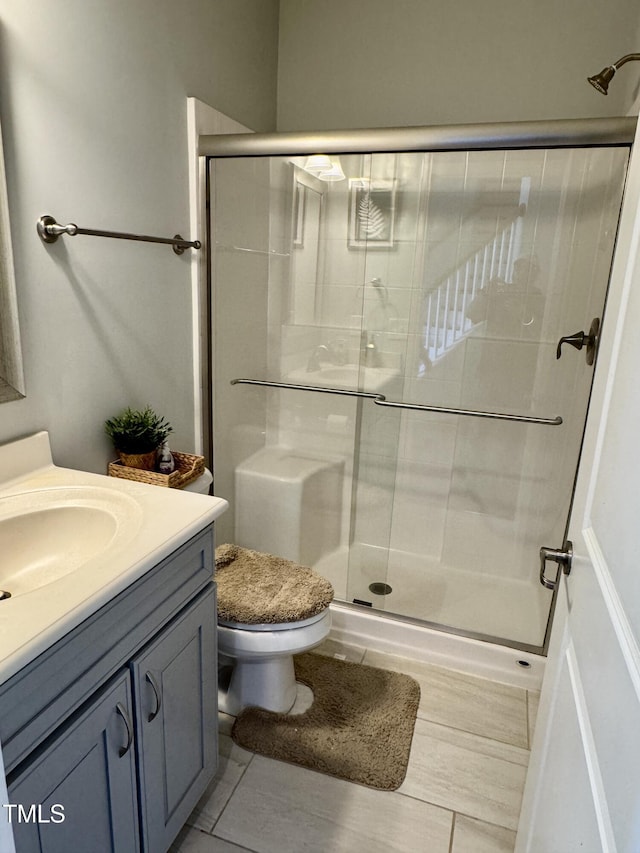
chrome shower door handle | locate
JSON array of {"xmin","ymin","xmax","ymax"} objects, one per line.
[
  {"xmin": 540, "ymin": 541, "xmax": 573, "ymax": 590},
  {"xmin": 556, "ymin": 318, "xmax": 600, "ymax": 365}
]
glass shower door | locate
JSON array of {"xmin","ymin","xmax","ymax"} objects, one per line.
[
  {"xmin": 210, "ymin": 153, "xmax": 364, "ymax": 602},
  {"xmin": 209, "ymin": 140, "xmax": 629, "ymax": 651},
  {"xmin": 342, "ymin": 146, "xmax": 629, "ymax": 648}
]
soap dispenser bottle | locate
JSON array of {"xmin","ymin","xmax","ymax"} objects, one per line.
[{"xmin": 157, "ymin": 441, "xmax": 176, "ymax": 474}]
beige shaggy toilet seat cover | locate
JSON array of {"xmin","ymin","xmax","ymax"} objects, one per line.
[{"xmin": 215, "ymin": 544, "xmax": 334, "ymax": 624}]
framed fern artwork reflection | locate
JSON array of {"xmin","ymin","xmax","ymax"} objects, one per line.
[{"xmin": 348, "ymin": 178, "xmax": 396, "ymax": 249}]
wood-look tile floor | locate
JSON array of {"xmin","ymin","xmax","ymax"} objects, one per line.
[{"xmin": 171, "ymin": 638, "xmax": 540, "ymax": 853}]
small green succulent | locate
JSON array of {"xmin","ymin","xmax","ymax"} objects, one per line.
[{"xmin": 104, "ymin": 405, "xmax": 173, "ymax": 455}]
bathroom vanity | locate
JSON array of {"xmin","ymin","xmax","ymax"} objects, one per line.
[{"xmin": 0, "ymin": 432, "xmax": 228, "ymax": 852}]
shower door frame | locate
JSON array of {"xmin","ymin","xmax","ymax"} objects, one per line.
[
  {"xmin": 201, "ymin": 116, "xmax": 636, "ymax": 655},
  {"xmin": 199, "ymin": 118, "xmax": 635, "ymax": 158}
]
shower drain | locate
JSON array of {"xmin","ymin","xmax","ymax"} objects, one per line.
[{"xmin": 368, "ymin": 582, "xmax": 393, "ymax": 596}]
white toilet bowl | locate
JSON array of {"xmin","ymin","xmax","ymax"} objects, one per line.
[{"xmin": 218, "ymin": 608, "xmax": 332, "ymax": 716}]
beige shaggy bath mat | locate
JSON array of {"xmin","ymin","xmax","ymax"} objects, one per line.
[{"xmin": 231, "ymin": 652, "xmax": 420, "ymax": 790}]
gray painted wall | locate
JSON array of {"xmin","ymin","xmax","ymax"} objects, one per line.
[
  {"xmin": 0, "ymin": 0, "xmax": 279, "ymax": 471},
  {"xmin": 2, "ymin": 0, "xmax": 639, "ymax": 473},
  {"xmin": 277, "ymin": 0, "xmax": 640, "ymax": 130}
]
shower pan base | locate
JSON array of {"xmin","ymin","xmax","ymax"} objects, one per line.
[
  {"xmin": 315, "ymin": 546, "xmax": 551, "ymax": 650},
  {"xmin": 328, "ymin": 601, "xmax": 543, "ymax": 691}
]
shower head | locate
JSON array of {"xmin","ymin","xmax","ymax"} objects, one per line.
[
  {"xmin": 588, "ymin": 53, "xmax": 640, "ymax": 94},
  {"xmin": 587, "ymin": 66, "xmax": 617, "ymax": 95}
]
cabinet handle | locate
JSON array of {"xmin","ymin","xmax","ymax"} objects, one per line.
[
  {"xmin": 115, "ymin": 702, "xmax": 133, "ymax": 757},
  {"xmin": 145, "ymin": 671, "xmax": 162, "ymax": 723}
]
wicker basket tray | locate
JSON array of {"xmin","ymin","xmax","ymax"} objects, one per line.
[{"xmin": 108, "ymin": 451, "xmax": 205, "ymax": 489}]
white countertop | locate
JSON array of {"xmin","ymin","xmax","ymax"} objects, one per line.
[{"xmin": 0, "ymin": 432, "xmax": 228, "ymax": 685}]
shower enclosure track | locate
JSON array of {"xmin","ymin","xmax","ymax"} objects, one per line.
[
  {"xmin": 230, "ymin": 378, "xmax": 562, "ymax": 425},
  {"xmin": 200, "ymin": 117, "xmax": 636, "ymax": 157}
]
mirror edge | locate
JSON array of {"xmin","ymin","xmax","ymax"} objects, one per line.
[{"xmin": 0, "ymin": 121, "xmax": 25, "ymax": 402}]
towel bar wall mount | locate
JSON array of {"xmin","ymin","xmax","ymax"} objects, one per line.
[{"xmin": 37, "ymin": 215, "xmax": 201, "ymax": 255}]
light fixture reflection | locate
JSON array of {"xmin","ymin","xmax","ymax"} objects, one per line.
[
  {"xmin": 303, "ymin": 155, "xmax": 333, "ymax": 174},
  {"xmin": 302, "ymin": 154, "xmax": 346, "ymax": 182},
  {"xmin": 317, "ymin": 160, "xmax": 345, "ymax": 182}
]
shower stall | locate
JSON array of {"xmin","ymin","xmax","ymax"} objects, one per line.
[{"xmin": 202, "ymin": 118, "xmax": 633, "ymax": 654}]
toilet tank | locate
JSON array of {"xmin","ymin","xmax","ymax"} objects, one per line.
[{"xmin": 234, "ymin": 447, "xmax": 343, "ymax": 567}]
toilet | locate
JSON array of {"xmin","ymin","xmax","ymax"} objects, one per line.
[
  {"xmin": 182, "ymin": 467, "xmax": 214, "ymax": 495},
  {"xmin": 214, "ymin": 543, "xmax": 333, "ymax": 716}
]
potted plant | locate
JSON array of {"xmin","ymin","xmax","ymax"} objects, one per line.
[{"xmin": 105, "ymin": 405, "xmax": 173, "ymax": 470}]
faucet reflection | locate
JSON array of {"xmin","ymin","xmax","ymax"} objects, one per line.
[
  {"xmin": 361, "ymin": 330, "xmax": 381, "ymax": 367},
  {"xmin": 306, "ymin": 340, "xmax": 348, "ymax": 372}
]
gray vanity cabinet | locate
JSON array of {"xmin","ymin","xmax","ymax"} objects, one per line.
[
  {"xmin": 8, "ymin": 672, "xmax": 140, "ymax": 853},
  {"xmin": 131, "ymin": 586, "xmax": 217, "ymax": 853},
  {"xmin": 2, "ymin": 526, "xmax": 218, "ymax": 853}
]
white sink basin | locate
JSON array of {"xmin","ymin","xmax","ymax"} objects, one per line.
[
  {"xmin": 0, "ymin": 487, "xmax": 141, "ymax": 597},
  {"xmin": 285, "ymin": 363, "xmax": 400, "ymax": 394},
  {"xmin": 0, "ymin": 431, "xmax": 229, "ymax": 685}
]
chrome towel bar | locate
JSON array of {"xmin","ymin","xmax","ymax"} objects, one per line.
[
  {"xmin": 37, "ymin": 215, "xmax": 201, "ymax": 255},
  {"xmin": 230, "ymin": 378, "xmax": 563, "ymax": 426}
]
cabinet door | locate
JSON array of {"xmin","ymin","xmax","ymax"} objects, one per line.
[
  {"xmin": 8, "ymin": 673, "xmax": 139, "ymax": 853},
  {"xmin": 131, "ymin": 585, "xmax": 217, "ymax": 853}
]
